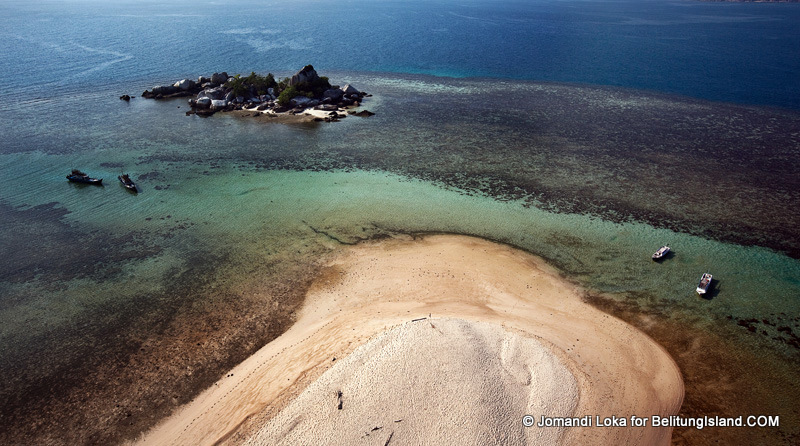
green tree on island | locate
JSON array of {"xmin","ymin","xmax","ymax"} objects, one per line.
[{"xmin": 225, "ymin": 72, "xmax": 278, "ymax": 98}]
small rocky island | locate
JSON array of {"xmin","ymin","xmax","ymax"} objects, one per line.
[{"xmin": 140, "ymin": 65, "xmax": 373, "ymax": 122}]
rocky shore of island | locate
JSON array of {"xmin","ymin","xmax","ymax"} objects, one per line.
[{"xmin": 138, "ymin": 65, "xmax": 372, "ymax": 122}]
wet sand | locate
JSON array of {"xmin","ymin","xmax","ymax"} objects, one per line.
[{"xmin": 135, "ymin": 234, "xmax": 682, "ymax": 445}]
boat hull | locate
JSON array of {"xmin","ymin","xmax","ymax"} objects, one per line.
[
  {"xmin": 652, "ymin": 246, "xmax": 670, "ymax": 261},
  {"xmin": 67, "ymin": 175, "xmax": 102, "ymax": 184},
  {"xmin": 118, "ymin": 175, "xmax": 138, "ymax": 192},
  {"xmin": 696, "ymin": 273, "xmax": 713, "ymax": 295}
]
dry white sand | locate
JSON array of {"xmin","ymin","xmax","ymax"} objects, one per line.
[
  {"xmin": 244, "ymin": 318, "xmax": 578, "ymax": 446},
  {"xmin": 135, "ymin": 234, "xmax": 683, "ymax": 446}
]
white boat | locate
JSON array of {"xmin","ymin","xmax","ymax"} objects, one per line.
[
  {"xmin": 652, "ymin": 246, "xmax": 670, "ymax": 260},
  {"xmin": 696, "ymin": 273, "xmax": 713, "ymax": 295}
]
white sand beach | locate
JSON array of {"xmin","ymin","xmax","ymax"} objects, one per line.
[
  {"xmin": 134, "ymin": 234, "xmax": 683, "ymax": 445},
  {"xmin": 236, "ymin": 104, "xmax": 350, "ymax": 122},
  {"xmin": 244, "ymin": 317, "xmax": 579, "ymax": 445}
]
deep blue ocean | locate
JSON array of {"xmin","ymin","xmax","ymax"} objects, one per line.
[
  {"xmin": 1, "ymin": 0, "xmax": 800, "ymax": 444},
  {"xmin": 1, "ymin": 0, "xmax": 799, "ymax": 109}
]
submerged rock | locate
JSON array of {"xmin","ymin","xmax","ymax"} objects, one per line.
[{"xmin": 151, "ymin": 85, "xmax": 178, "ymax": 95}]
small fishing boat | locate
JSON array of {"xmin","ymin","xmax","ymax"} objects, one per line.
[
  {"xmin": 696, "ymin": 273, "xmax": 713, "ymax": 295},
  {"xmin": 118, "ymin": 173, "xmax": 137, "ymax": 192},
  {"xmin": 66, "ymin": 169, "xmax": 102, "ymax": 184},
  {"xmin": 652, "ymin": 246, "xmax": 670, "ymax": 261}
]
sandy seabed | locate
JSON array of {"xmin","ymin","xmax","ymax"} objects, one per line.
[{"xmin": 134, "ymin": 234, "xmax": 683, "ymax": 445}]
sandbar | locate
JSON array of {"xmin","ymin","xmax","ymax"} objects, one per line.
[{"xmin": 134, "ymin": 234, "xmax": 683, "ymax": 445}]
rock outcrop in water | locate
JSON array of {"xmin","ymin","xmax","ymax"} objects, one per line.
[{"xmin": 141, "ymin": 65, "xmax": 371, "ymax": 120}]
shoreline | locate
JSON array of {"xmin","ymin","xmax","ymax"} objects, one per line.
[{"xmin": 134, "ymin": 234, "xmax": 683, "ymax": 445}]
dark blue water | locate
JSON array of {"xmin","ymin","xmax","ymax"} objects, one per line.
[{"xmin": 1, "ymin": 0, "xmax": 799, "ymax": 109}]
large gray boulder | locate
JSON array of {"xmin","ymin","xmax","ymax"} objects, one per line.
[
  {"xmin": 289, "ymin": 65, "xmax": 320, "ymax": 87},
  {"xmin": 211, "ymin": 99, "xmax": 228, "ymax": 109},
  {"xmin": 290, "ymin": 96, "xmax": 315, "ymax": 107},
  {"xmin": 224, "ymin": 91, "xmax": 235, "ymax": 102},
  {"xmin": 210, "ymin": 72, "xmax": 228, "ymax": 85},
  {"xmin": 323, "ymin": 88, "xmax": 344, "ymax": 101},
  {"xmin": 196, "ymin": 97, "xmax": 212, "ymax": 108},
  {"xmin": 174, "ymin": 79, "xmax": 197, "ymax": 91},
  {"xmin": 198, "ymin": 75, "xmax": 210, "ymax": 85},
  {"xmin": 204, "ymin": 86, "xmax": 226, "ymax": 100},
  {"xmin": 341, "ymin": 84, "xmax": 360, "ymax": 95}
]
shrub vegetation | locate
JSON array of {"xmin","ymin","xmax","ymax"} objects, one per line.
[
  {"xmin": 225, "ymin": 71, "xmax": 332, "ymax": 107},
  {"xmin": 225, "ymin": 72, "xmax": 278, "ymax": 97}
]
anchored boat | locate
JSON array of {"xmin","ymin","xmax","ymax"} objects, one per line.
[
  {"xmin": 66, "ymin": 169, "xmax": 102, "ymax": 185},
  {"xmin": 696, "ymin": 273, "xmax": 713, "ymax": 295},
  {"xmin": 652, "ymin": 246, "xmax": 670, "ymax": 261},
  {"xmin": 118, "ymin": 173, "xmax": 138, "ymax": 192}
]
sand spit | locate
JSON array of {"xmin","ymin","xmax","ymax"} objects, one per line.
[{"xmin": 135, "ymin": 234, "xmax": 683, "ymax": 445}]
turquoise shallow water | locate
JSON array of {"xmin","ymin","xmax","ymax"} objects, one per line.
[
  {"xmin": 3, "ymin": 97, "xmax": 799, "ymax": 354},
  {"xmin": 4, "ymin": 165, "xmax": 798, "ymax": 357}
]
